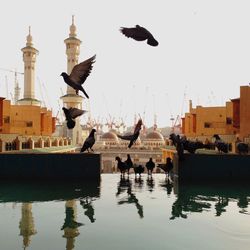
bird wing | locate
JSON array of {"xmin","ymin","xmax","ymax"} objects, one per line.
[
  {"xmin": 69, "ymin": 55, "xmax": 96, "ymax": 85},
  {"xmin": 68, "ymin": 107, "xmax": 87, "ymax": 119},
  {"xmin": 134, "ymin": 119, "xmax": 142, "ymax": 134},
  {"xmin": 117, "ymin": 134, "xmax": 134, "ymax": 141},
  {"xmin": 120, "ymin": 26, "xmax": 147, "ymax": 41}
]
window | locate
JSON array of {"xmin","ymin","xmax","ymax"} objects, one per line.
[
  {"xmin": 226, "ymin": 117, "xmax": 232, "ymax": 124},
  {"xmin": 204, "ymin": 122, "xmax": 211, "ymax": 128},
  {"xmin": 4, "ymin": 116, "xmax": 10, "ymax": 123},
  {"xmin": 26, "ymin": 121, "xmax": 33, "ymax": 127}
]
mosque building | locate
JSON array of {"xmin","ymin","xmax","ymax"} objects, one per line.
[{"xmin": 0, "ymin": 24, "xmax": 74, "ymax": 152}]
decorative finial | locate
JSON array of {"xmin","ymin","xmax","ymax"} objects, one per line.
[
  {"xmin": 69, "ymin": 15, "xmax": 77, "ymax": 37},
  {"xmin": 26, "ymin": 26, "xmax": 33, "ymax": 46}
]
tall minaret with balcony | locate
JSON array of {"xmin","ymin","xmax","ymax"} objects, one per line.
[
  {"xmin": 18, "ymin": 27, "xmax": 40, "ymax": 106},
  {"xmin": 60, "ymin": 16, "xmax": 83, "ymax": 145}
]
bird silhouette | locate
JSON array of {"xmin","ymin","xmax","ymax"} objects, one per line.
[
  {"xmin": 60, "ymin": 55, "xmax": 96, "ymax": 98},
  {"xmin": 133, "ymin": 164, "xmax": 144, "ymax": 177},
  {"xmin": 117, "ymin": 119, "xmax": 142, "ymax": 148},
  {"xmin": 158, "ymin": 157, "xmax": 173, "ymax": 178},
  {"xmin": 145, "ymin": 157, "xmax": 155, "ymax": 175},
  {"xmin": 124, "ymin": 154, "xmax": 134, "ymax": 175},
  {"xmin": 80, "ymin": 129, "xmax": 96, "ymax": 153},
  {"xmin": 213, "ymin": 134, "xmax": 228, "ymax": 153},
  {"xmin": 115, "ymin": 156, "xmax": 129, "ymax": 176},
  {"xmin": 120, "ymin": 25, "xmax": 158, "ymax": 46},
  {"xmin": 62, "ymin": 107, "xmax": 87, "ymax": 129}
]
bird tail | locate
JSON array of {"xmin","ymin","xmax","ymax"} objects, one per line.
[{"xmin": 79, "ymin": 86, "xmax": 89, "ymax": 99}]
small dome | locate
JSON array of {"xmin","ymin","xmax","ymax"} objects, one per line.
[
  {"xmin": 145, "ymin": 131, "xmax": 164, "ymax": 141},
  {"xmin": 101, "ymin": 131, "xmax": 118, "ymax": 141}
]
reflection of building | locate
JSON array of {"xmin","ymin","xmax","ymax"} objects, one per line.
[
  {"xmin": 60, "ymin": 16, "xmax": 84, "ymax": 146},
  {"xmin": 181, "ymin": 86, "xmax": 250, "ymax": 142},
  {"xmin": 19, "ymin": 203, "xmax": 37, "ymax": 249},
  {"xmin": 62, "ymin": 200, "xmax": 82, "ymax": 250}
]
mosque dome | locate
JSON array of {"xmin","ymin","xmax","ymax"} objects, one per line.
[
  {"xmin": 145, "ymin": 131, "xmax": 164, "ymax": 141},
  {"xmin": 100, "ymin": 131, "xmax": 119, "ymax": 142}
]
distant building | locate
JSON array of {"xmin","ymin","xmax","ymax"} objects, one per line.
[{"xmin": 181, "ymin": 85, "xmax": 250, "ymax": 142}]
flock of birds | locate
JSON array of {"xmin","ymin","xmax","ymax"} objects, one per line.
[
  {"xmin": 59, "ymin": 24, "xmax": 248, "ymax": 175},
  {"xmin": 115, "ymin": 155, "xmax": 173, "ymax": 178},
  {"xmin": 59, "ymin": 24, "xmax": 159, "ymax": 154},
  {"xmin": 169, "ymin": 133, "xmax": 249, "ymax": 160}
]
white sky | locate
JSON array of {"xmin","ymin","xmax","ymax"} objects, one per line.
[{"xmin": 0, "ymin": 0, "xmax": 249, "ymax": 127}]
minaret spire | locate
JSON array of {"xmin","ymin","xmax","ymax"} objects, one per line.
[
  {"xmin": 69, "ymin": 15, "xmax": 77, "ymax": 37},
  {"xmin": 18, "ymin": 26, "xmax": 40, "ymax": 106}
]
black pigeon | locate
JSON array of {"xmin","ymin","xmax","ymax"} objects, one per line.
[
  {"xmin": 120, "ymin": 25, "xmax": 158, "ymax": 46},
  {"xmin": 134, "ymin": 164, "xmax": 144, "ymax": 177},
  {"xmin": 60, "ymin": 55, "xmax": 96, "ymax": 98},
  {"xmin": 117, "ymin": 119, "xmax": 142, "ymax": 148},
  {"xmin": 213, "ymin": 134, "xmax": 228, "ymax": 153},
  {"xmin": 124, "ymin": 154, "xmax": 134, "ymax": 175},
  {"xmin": 158, "ymin": 157, "xmax": 173, "ymax": 177},
  {"xmin": 80, "ymin": 129, "xmax": 96, "ymax": 153},
  {"xmin": 62, "ymin": 107, "xmax": 87, "ymax": 129},
  {"xmin": 145, "ymin": 157, "xmax": 155, "ymax": 175},
  {"xmin": 115, "ymin": 156, "xmax": 129, "ymax": 176}
]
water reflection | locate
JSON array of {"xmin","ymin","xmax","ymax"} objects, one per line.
[
  {"xmin": 169, "ymin": 182, "xmax": 250, "ymax": 220},
  {"xmin": 0, "ymin": 180, "xmax": 100, "ymax": 250},
  {"xmin": 146, "ymin": 176, "xmax": 155, "ymax": 192},
  {"xmin": 116, "ymin": 176, "xmax": 144, "ymax": 218}
]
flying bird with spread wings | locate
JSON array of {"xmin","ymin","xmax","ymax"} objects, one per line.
[
  {"xmin": 62, "ymin": 107, "xmax": 87, "ymax": 129},
  {"xmin": 117, "ymin": 119, "xmax": 143, "ymax": 148},
  {"xmin": 120, "ymin": 25, "xmax": 159, "ymax": 47},
  {"xmin": 60, "ymin": 55, "xmax": 96, "ymax": 98}
]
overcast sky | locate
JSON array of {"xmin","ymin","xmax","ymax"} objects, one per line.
[{"xmin": 0, "ymin": 0, "xmax": 249, "ymax": 127}]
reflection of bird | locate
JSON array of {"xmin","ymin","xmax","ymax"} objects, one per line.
[
  {"xmin": 80, "ymin": 129, "xmax": 96, "ymax": 153},
  {"xmin": 60, "ymin": 55, "xmax": 96, "ymax": 98},
  {"xmin": 213, "ymin": 134, "xmax": 228, "ymax": 153},
  {"xmin": 115, "ymin": 156, "xmax": 129, "ymax": 176},
  {"xmin": 80, "ymin": 198, "xmax": 96, "ymax": 223},
  {"xmin": 158, "ymin": 157, "xmax": 173, "ymax": 177},
  {"xmin": 117, "ymin": 119, "xmax": 142, "ymax": 148},
  {"xmin": 62, "ymin": 107, "xmax": 87, "ymax": 129},
  {"xmin": 124, "ymin": 154, "xmax": 134, "ymax": 175},
  {"xmin": 120, "ymin": 25, "xmax": 159, "ymax": 47},
  {"xmin": 145, "ymin": 158, "xmax": 155, "ymax": 175}
]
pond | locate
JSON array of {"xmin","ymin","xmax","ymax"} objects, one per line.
[{"xmin": 0, "ymin": 174, "xmax": 250, "ymax": 250}]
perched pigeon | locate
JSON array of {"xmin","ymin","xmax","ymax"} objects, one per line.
[
  {"xmin": 145, "ymin": 157, "xmax": 155, "ymax": 175},
  {"xmin": 62, "ymin": 107, "xmax": 87, "ymax": 129},
  {"xmin": 80, "ymin": 129, "xmax": 96, "ymax": 153},
  {"xmin": 157, "ymin": 157, "xmax": 173, "ymax": 177},
  {"xmin": 120, "ymin": 25, "xmax": 158, "ymax": 46},
  {"xmin": 117, "ymin": 119, "xmax": 142, "ymax": 148},
  {"xmin": 124, "ymin": 154, "xmax": 134, "ymax": 175},
  {"xmin": 115, "ymin": 156, "xmax": 129, "ymax": 176},
  {"xmin": 61, "ymin": 55, "xmax": 96, "ymax": 98},
  {"xmin": 213, "ymin": 134, "xmax": 228, "ymax": 153}
]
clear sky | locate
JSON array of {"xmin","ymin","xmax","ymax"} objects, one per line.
[{"xmin": 0, "ymin": 0, "xmax": 249, "ymax": 127}]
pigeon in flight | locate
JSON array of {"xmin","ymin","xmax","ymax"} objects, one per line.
[
  {"xmin": 117, "ymin": 119, "xmax": 142, "ymax": 148},
  {"xmin": 80, "ymin": 129, "xmax": 96, "ymax": 153},
  {"xmin": 60, "ymin": 55, "xmax": 96, "ymax": 98},
  {"xmin": 120, "ymin": 25, "xmax": 158, "ymax": 46},
  {"xmin": 62, "ymin": 107, "xmax": 87, "ymax": 129}
]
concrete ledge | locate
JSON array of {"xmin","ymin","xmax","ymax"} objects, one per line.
[
  {"xmin": 178, "ymin": 153, "xmax": 250, "ymax": 182},
  {"xmin": 0, "ymin": 153, "xmax": 101, "ymax": 181}
]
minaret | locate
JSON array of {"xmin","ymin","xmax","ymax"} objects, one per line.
[
  {"xmin": 14, "ymin": 72, "xmax": 21, "ymax": 104},
  {"xmin": 19, "ymin": 203, "xmax": 37, "ymax": 249},
  {"xmin": 62, "ymin": 200, "xmax": 82, "ymax": 250},
  {"xmin": 60, "ymin": 16, "xmax": 84, "ymax": 145},
  {"xmin": 18, "ymin": 27, "xmax": 40, "ymax": 106}
]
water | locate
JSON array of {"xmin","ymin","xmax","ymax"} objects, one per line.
[{"xmin": 0, "ymin": 174, "xmax": 250, "ymax": 250}]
